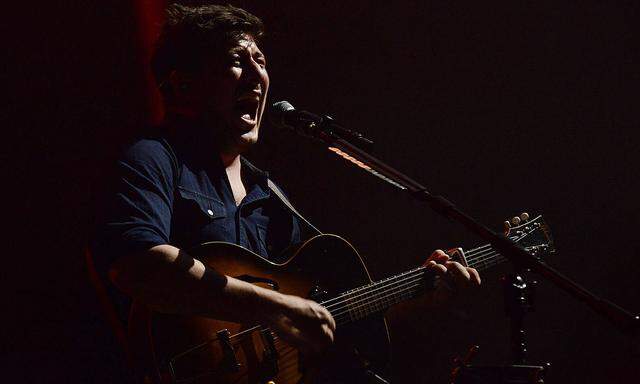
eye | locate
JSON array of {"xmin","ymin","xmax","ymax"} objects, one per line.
[{"xmin": 255, "ymin": 57, "xmax": 267, "ymax": 68}]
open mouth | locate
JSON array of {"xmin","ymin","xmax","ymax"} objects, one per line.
[{"xmin": 234, "ymin": 93, "xmax": 261, "ymax": 125}]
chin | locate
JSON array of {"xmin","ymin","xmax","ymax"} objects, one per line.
[{"xmin": 235, "ymin": 128, "xmax": 259, "ymax": 151}]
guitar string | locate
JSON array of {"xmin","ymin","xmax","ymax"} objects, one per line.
[
  {"xmin": 468, "ymin": 228, "xmax": 536, "ymax": 262},
  {"xmin": 463, "ymin": 240, "xmax": 514, "ymax": 263},
  {"xmin": 256, "ymin": 267, "xmax": 460, "ymax": 345},
  {"xmin": 465, "ymin": 247, "xmax": 497, "ymax": 261},
  {"xmin": 334, "ymin": 290, "xmax": 422, "ymax": 326},
  {"xmin": 264, "ymin": 275, "xmax": 428, "ymax": 343},
  {"xmin": 334, "ymin": 283, "xmax": 424, "ymax": 325},
  {"xmin": 465, "ymin": 236, "xmax": 518, "ymax": 255},
  {"xmin": 244, "ymin": 276, "xmax": 426, "ymax": 350},
  {"xmin": 467, "ymin": 250, "xmax": 508, "ymax": 270},
  {"xmin": 331, "ymin": 282, "xmax": 425, "ymax": 324},
  {"xmin": 328, "ymin": 277, "xmax": 425, "ymax": 318},
  {"xmin": 323, "ymin": 268, "xmax": 425, "ymax": 310},
  {"xmin": 470, "ymin": 257, "xmax": 503, "ymax": 273},
  {"xmin": 465, "ymin": 232, "xmax": 534, "ymax": 267},
  {"xmin": 330, "ymin": 233, "xmax": 542, "ymax": 321},
  {"xmin": 326, "ymin": 241, "xmax": 527, "ymax": 318},
  {"xmin": 319, "ymin": 267, "xmax": 425, "ymax": 307},
  {"xmin": 322, "ymin": 272, "xmax": 427, "ymax": 317},
  {"xmin": 322, "ymin": 230, "xmax": 533, "ymax": 311},
  {"xmin": 462, "ymin": 229, "xmax": 534, "ymax": 264},
  {"xmin": 466, "ymin": 250, "xmax": 502, "ymax": 268},
  {"xmin": 464, "ymin": 232, "xmax": 534, "ymax": 267},
  {"xmin": 466, "ymin": 244, "xmax": 512, "ymax": 263},
  {"xmin": 463, "ymin": 243, "xmax": 493, "ymax": 257},
  {"xmin": 330, "ymin": 279, "xmax": 425, "ymax": 320},
  {"xmin": 474, "ymin": 253, "xmax": 507, "ymax": 271}
]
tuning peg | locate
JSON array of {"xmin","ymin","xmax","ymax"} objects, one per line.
[
  {"xmin": 520, "ymin": 212, "xmax": 530, "ymax": 222},
  {"xmin": 511, "ymin": 216, "xmax": 521, "ymax": 226},
  {"xmin": 504, "ymin": 220, "xmax": 511, "ymax": 234}
]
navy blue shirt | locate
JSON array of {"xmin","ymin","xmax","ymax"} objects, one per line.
[{"xmin": 93, "ymin": 124, "xmax": 303, "ymax": 278}]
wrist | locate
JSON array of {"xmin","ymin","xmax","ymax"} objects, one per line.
[
  {"xmin": 229, "ymin": 278, "xmax": 285, "ymax": 323},
  {"xmin": 253, "ymin": 284, "xmax": 286, "ymax": 314}
]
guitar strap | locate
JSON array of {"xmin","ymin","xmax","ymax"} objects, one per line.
[
  {"xmin": 266, "ymin": 178, "xmax": 323, "ymax": 236},
  {"xmin": 160, "ymin": 136, "xmax": 323, "ymax": 236}
]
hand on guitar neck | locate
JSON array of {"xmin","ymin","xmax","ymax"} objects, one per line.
[{"xmin": 423, "ymin": 250, "xmax": 482, "ymax": 306}]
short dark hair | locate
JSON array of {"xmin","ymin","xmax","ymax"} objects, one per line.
[{"xmin": 151, "ymin": 3, "xmax": 264, "ymax": 93}]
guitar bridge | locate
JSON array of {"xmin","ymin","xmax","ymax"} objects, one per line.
[
  {"xmin": 216, "ymin": 329, "xmax": 241, "ymax": 372},
  {"xmin": 259, "ymin": 328, "xmax": 279, "ymax": 378}
]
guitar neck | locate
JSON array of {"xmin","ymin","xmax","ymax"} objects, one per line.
[
  {"xmin": 321, "ymin": 267, "xmax": 434, "ymax": 327},
  {"xmin": 323, "ymin": 242, "xmax": 511, "ymax": 327},
  {"xmin": 461, "ymin": 242, "xmax": 509, "ymax": 272}
]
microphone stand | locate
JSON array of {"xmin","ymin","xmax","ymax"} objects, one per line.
[{"xmin": 291, "ymin": 117, "xmax": 638, "ymax": 379}]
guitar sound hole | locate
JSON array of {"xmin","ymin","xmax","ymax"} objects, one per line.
[{"xmin": 235, "ymin": 274, "xmax": 280, "ymax": 291}]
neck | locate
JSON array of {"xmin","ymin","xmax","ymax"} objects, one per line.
[{"xmin": 221, "ymin": 152, "xmax": 242, "ymax": 172}]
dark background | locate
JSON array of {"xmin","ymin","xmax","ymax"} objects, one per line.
[{"xmin": 8, "ymin": 0, "xmax": 640, "ymax": 382}]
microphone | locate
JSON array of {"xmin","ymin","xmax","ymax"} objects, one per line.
[{"xmin": 269, "ymin": 101, "xmax": 373, "ymax": 148}]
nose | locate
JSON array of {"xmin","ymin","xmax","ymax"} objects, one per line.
[{"xmin": 244, "ymin": 59, "xmax": 268, "ymax": 89}]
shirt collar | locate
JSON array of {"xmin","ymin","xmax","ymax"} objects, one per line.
[{"xmin": 240, "ymin": 156, "xmax": 271, "ymax": 204}]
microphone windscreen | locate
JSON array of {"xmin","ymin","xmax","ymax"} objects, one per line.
[{"xmin": 269, "ymin": 101, "xmax": 295, "ymax": 128}]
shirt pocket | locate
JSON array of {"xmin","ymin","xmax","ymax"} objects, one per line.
[{"xmin": 177, "ymin": 186, "xmax": 226, "ymax": 221}]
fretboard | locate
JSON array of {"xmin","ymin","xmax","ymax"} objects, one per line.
[
  {"xmin": 463, "ymin": 243, "xmax": 508, "ymax": 272},
  {"xmin": 322, "ymin": 241, "xmax": 516, "ymax": 328},
  {"xmin": 321, "ymin": 267, "xmax": 435, "ymax": 327}
]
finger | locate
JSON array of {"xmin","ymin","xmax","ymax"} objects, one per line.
[
  {"xmin": 467, "ymin": 267, "xmax": 481, "ymax": 285},
  {"xmin": 427, "ymin": 249, "xmax": 450, "ymax": 264},
  {"xmin": 321, "ymin": 323, "xmax": 335, "ymax": 344},
  {"xmin": 304, "ymin": 322, "xmax": 334, "ymax": 354},
  {"xmin": 320, "ymin": 305, "xmax": 336, "ymax": 331},
  {"xmin": 445, "ymin": 261, "xmax": 471, "ymax": 286},
  {"xmin": 425, "ymin": 260, "xmax": 448, "ymax": 275}
]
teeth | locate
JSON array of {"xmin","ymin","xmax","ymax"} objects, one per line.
[{"xmin": 240, "ymin": 113, "xmax": 255, "ymax": 124}]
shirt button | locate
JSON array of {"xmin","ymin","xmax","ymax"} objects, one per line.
[{"xmin": 207, "ymin": 209, "xmax": 214, "ymax": 216}]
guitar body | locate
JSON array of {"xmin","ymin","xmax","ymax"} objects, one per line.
[{"xmin": 130, "ymin": 234, "xmax": 391, "ymax": 384}]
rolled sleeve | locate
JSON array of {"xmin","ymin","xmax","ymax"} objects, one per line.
[{"xmin": 94, "ymin": 139, "xmax": 177, "ymax": 263}]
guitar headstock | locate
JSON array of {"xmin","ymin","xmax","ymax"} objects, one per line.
[
  {"xmin": 504, "ymin": 212, "xmax": 555, "ymax": 257},
  {"xmin": 447, "ymin": 212, "xmax": 555, "ymax": 270}
]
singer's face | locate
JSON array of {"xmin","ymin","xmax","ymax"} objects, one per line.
[{"xmin": 197, "ymin": 35, "xmax": 269, "ymax": 152}]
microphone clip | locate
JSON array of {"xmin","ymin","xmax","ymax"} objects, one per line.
[{"xmin": 300, "ymin": 113, "xmax": 374, "ymax": 152}]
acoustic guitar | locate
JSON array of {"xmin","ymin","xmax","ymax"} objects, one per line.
[{"xmin": 129, "ymin": 214, "xmax": 554, "ymax": 383}]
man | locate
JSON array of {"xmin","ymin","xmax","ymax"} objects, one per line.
[{"xmin": 93, "ymin": 3, "xmax": 480, "ymax": 381}]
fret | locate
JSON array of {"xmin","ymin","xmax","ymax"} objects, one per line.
[{"xmin": 329, "ymin": 268, "xmax": 427, "ymax": 325}]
